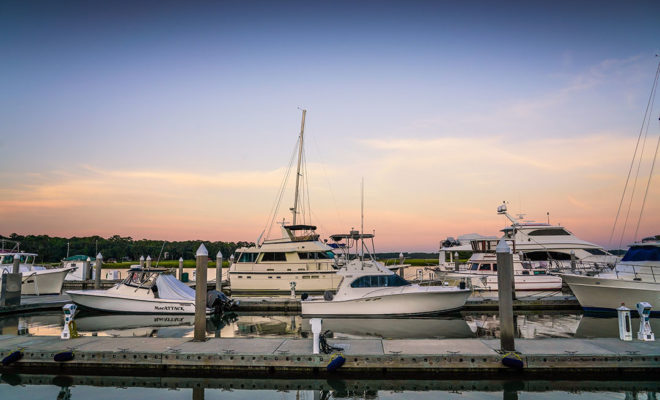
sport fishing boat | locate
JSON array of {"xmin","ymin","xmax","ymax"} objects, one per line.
[
  {"xmin": 67, "ymin": 267, "xmax": 233, "ymax": 314},
  {"xmin": 301, "ymin": 231, "xmax": 471, "ymax": 316},
  {"xmin": 441, "ymin": 239, "xmax": 563, "ymax": 292},
  {"xmin": 0, "ymin": 250, "xmax": 75, "ymax": 295},
  {"xmin": 561, "ymin": 236, "xmax": 660, "ymax": 314},
  {"xmin": 228, "ymin": 110, "xmax": 341, "ymax": 295}
]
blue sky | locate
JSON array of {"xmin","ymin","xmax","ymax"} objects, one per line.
[{"xmin": 1, "ymin": 1, "xmax": 659, "ymax": 250}]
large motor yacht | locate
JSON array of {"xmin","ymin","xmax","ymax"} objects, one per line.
[
  {"xmin": 561, "ymin": 236, "xmax": 660, "ymax": 314},
  {"xmin": 229, "ymin": 224, "xmax": 341, "ymax": 295},
  {"xmin": 497, "ymin": 203, "xmax": 617, "ymax": 267}
]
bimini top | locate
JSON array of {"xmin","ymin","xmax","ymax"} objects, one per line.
[{"xmin": 330, "ymin": 232, "xmax": 375, "ymax": 241}]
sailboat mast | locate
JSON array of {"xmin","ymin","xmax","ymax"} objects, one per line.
[
  {"xmin": 292, "ymin": 109, "xmax": 306, "ymax": 225},
  {"xmin": 360, "ymin": 177, "xmax": 364, "ymax": 261}
]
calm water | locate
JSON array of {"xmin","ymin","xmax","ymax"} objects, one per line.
[
  {"xmin": 1, "ymin": 309, "xmax": 659, "ymax": 340},
  {"xmin": 0, "ymin": 375, "xmax": 658, "ymax": 399}
]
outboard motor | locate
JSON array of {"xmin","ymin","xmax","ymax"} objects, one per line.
[{"xmin": 207, "ymin": 290, "xmax": 236, "ymax": 314}]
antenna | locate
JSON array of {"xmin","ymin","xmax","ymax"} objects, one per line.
[{"xmin": 360, "ymin": 177, "xmax": 364, "ymax": 261}]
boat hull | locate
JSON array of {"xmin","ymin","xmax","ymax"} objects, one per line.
[
  {"xmin": 66, "ymin": 290, "xmax": 207, "ymax": 314},
  {"xmin": 301, "ymin": 289, "xmax": 471, "ymax": 317},
  {"xmin": 562, "ymin": 273, "xmax": 660, "ymax": 313},
  {"xmin": 20, "ymin": 267, "xmax": 74, "ymax": 295},
  {"xmin": 445, "ymin": 272, "xmax": 562, "ymax": 291},
  {"xmin": 229, "ymin": 271, "xmax": 342, "ymax": 295}
]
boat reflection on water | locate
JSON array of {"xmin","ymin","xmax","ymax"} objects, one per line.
[
  {"xmin": 301, "ymin": 315, "xmax": 474, "ymax": 339},
  {"xmin": 575, "ymin": 314, "xmax": 660, "ymax": 338},
  {"xmin": 464, "ymin": 312, "xmax": 582, "ymax": 339}
]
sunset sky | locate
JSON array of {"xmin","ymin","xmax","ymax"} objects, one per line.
[{"xmin": 1, "ymin": 1, "xmax": 659, "ymax": 252}]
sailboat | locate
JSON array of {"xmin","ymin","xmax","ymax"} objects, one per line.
[{"xmin": 228, "ymin": 110, "xmax": 342, "ymax": 295}]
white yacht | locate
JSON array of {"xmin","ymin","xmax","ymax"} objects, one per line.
[
  {"xmin": 301, "ymin": 232, "xmax": 471, "ymax": 316},
  {"xmin": 67, "ymin": 267, "xmax": 221, "ymax": 314},
  {"xmin": 441, "ymin": 239, "xmax": 563, "ymax": 292},
  {"xmin": 561, "ymin": 236, "xmax": 660, "ymax": 314},
  {"xmin": 497, "ymin": 203, "xmax": 617, "ymax": 267},
  {"xmin": 0, "ymin": 251, "xmax": 75, "ymax": 295},
  {"xmin": 229, "ymin": 224, "xmax": 342, "ymax": 295},
  {"xmin": 228, "ymin": 110, "xmax": 342, "ymax": 295}
]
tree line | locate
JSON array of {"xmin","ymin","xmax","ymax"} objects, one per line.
[{"xmin": 1, "ymin": 233, "xmax": 254, "ymax": 263}]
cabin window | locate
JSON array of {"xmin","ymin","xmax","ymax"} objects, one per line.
[
  {"xmin": 298, "ymin": 251, "xmax": 334, "ymax": 260},
  {"xmin": 493, "ymin": 264, "xmax": 497, "ymax": 271},
  {"xmin": 478, "ymin": 264, "xmax": 491, "ymax": 271},
  {"xmin": 524, "ymin": 251, "xmax": 572, "ymax": 261},
  {"xmin": 470, "ymin": 263, "xmax": 479, "ymax": 271},
  {"xmin": 528, "ymin": 228, "xmax": 570, "ymax": 236},
  {"xmin": 237, "ymin": 252, "xmax": 258, "ymax": 263},
  {"xmin": 261, "ymin": 252, "xmax": 287, "ymax": 262},
  {"xmin": 350, "ymin": 274, "xmax": 409, "ymax": 288},
  {"xmin": 585, "ymin": 248, "xmax": 609, "ymax": 256},
  {"xmin": 622, "ymin": 246, "xmax": 660, "ymax": 262}
]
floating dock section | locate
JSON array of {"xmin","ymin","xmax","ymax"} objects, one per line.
[{"xmin": 1, "ymin": 335, "xmax": 658, "ymax": 377}]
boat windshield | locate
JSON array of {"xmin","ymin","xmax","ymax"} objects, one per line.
[
  {"xmin": 123, "ymin": 270, "xmax": 158, "ymax": 287},
  {"xmin": 350, "ymin": 274, "xmax": 409, "ymax": 288},
  {"xmin": 621, "ymin": 246, "xmax": 660, "ymax": 262},
  {"xmin": 298, "ymin": 251, "xmax": 335, "ymax": 260}
]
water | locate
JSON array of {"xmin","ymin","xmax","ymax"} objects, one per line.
[
  {"xmin": 1, "ymin": 309, "xmax": 658, "ymax": 340},
  {"xmin": 0, "ymin": 374, "xmax": 658, "ymax": 399}
]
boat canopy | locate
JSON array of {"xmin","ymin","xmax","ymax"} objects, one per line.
[
  {"xmin": 285, "ymin": 224, "xmax": 317, "ymax": 231},
  {"xmin": 156, "ymin": 274, "xmax": 195, "ymax": 301},
  {"xmin": 64, "ymin": 255, "xmax": 90, "ymax": 261}
]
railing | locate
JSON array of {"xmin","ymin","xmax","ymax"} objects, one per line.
[{"xmin": 612, "ymin": 263, "xmax": 659, "ymax": 283}]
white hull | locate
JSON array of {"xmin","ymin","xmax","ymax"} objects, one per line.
[
  {"xmin": 445, "ymin": 272, "xmax": 563, "ymax": 291},
  {"xmin": 229, "ymin": 271, "xmax": 342, "ymax": 295},
  {"xmin": 20, "ymin": 267, "xmax": 74, "ymax": 295},
  {"xmin": 301, "ymin": 288, "xmax": 471, "ymax": 316},
  {"xmin": 66, "ymin": 290, "xmax": 208, "ymax": 314},
  {"xmin": 562, "ymin": 273, "xmax": 660, "ymax": 312}
]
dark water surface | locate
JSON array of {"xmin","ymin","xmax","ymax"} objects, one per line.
[
  {"xmin": 2, "ymin": 309, "xmax": 659, "ymax": 340},
  {"xmin": 1, "ymin": 374, "xmax": 658, "ymax": 399}
]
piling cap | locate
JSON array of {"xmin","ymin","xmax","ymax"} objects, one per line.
[
  {"xmin": 146, "ymin": 255, "xmax": 152, "ymax": 261},
  {"xmin": 496, "ymin": 239, "xmax": 511, "ymax": 253},
  {"xmin": 196, "ymin": 243, "xmax": 208, "ymax": 257},
  {"xmin": 399, "ymin": 252, "xmax": 404, "ymax": 258},
  {"xmin": 96, "ymin": 252, "xmax": 103, "ymax": 259},
  {"xmin": 217, "ymin": 251, "xmax": 223, "ymax": 258},
  {"xmin": 617, "ymin": 303, "xmax": 630, "ymax": 311},
  {"xmin": 179, "ymin": 257, "xmax": 183, "ymax": 262},
  {"xmin": 86, "ymin": 257, "xmax": 91, "ymax": 262},
  {"xmin": 139, "ymin": 255, "xmax": 145, "ymax": 261}
]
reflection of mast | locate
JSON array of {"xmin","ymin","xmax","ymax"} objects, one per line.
[{"xmin": 291, "ymin": 109, "xmax": 306, "ymax": 225}]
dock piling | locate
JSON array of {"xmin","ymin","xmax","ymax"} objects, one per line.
[
  {"xmin": 194, "ymin": 244, "xmax": 209, "ymax": 341},
  {"xmin": 178, "ymin": 257, "xmax": 184, "ymax": 280},
  {"xmin": 454, "ymin": 252, "xmax": 459, "ymax": 271},
  {"xmin": 216, "ymin": 251, "xmax": 222, "ymax": 291},
  {"xmin": 139, "ymin": 255, "xmax": 145, "ymax": 268},
  {"xmin": 12, "ymin": 256, "xmax": 19, "ymax": 274},
  {"xmin": 83, "ymin": 257, "xmax": 90, "ymax": 281},
  {"xmin": 496, "ymin": 239, "xmax": 515, "ymax": 352},
  {"xmin": 94, "ymin": 253, "xmax": 103, "ymax": 290},
  {"xmin": 146, "ymin": 255, "xmax": 152, "ymax": 269}
]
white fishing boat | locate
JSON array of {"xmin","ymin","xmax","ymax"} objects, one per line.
[
  {"xmin": 301, "ymin": 231, "xmax": 471, "ymax": 317},
  {"xmin": 228, "ymin": 110, "xmax": 341, "ymax": 295},
  {"xmin": 0, "ymin": 251, "xmax": 75, "ymax": 295},
  {"xmin": 561, "ymin": 236, "xmax": 660, "ymax": 314},
  {"xmin": 441, "ymin": 239, "xmax": 563, "ymax": 292},
  {"xmin": 67, "ymin": 267, "xmax": 227, "ymax": 314}
]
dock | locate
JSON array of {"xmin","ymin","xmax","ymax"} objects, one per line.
[{"xmin": 0, "ymin": 335, "xmax": 658, "ymax": 378}]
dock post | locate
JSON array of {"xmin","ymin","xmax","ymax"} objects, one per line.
[
  {"xmin": 178, "ymin": 257, "xmax": 184, "ymax": 280},
  {"xmin": 139, "ymin": 255, "xmax": 145, "ymax": 268},
  {"xmin": 146, "ymin": 255, "xmax": 152, "ymax": 269},
  {"xmin": 439, "ymin": 250, "xmax": 445, "ymax": 269},
  {"xmin": 83, "ymin": 257, "xmax": 90, "ymax": 281},
  {"xmin": 216, "ymin": 251, "xmax": 223, "ymax": 291},
  {"xmin": 496, "ymin": 239, "xmax": 515, "ymax": 352},
  {"xmin": 192, "ymin": 387, "xmax": 204, "ymax": 400},
  {"xmin": 194, "ymin": 243, "xmax": 208, "ymax": 341},
  {"xmin": 94, "ymin": 253, "xmax": 103, "ymax": 289},
  {"xmin": 12, "ymin": 256, "xmax": 20, "ymax": 274},
  {"xmin": 454, "ymin": 252, "xmax": 460, "ymax": 271}
]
